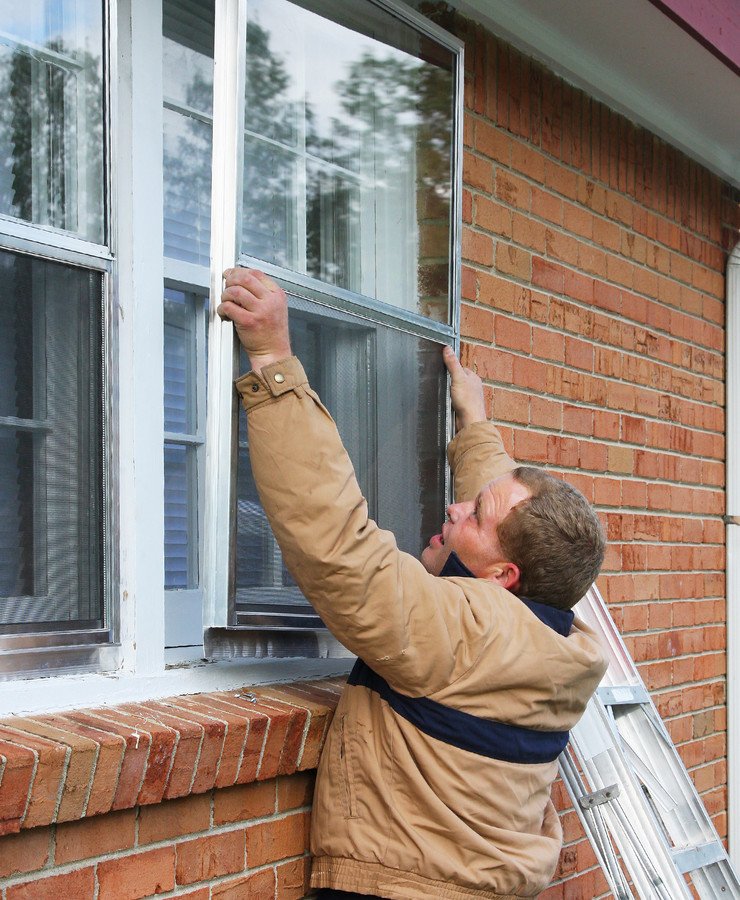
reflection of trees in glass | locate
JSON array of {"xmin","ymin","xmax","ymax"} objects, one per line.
[
  {"xmin": 242, "ymin": 22, "xmax": 298, "ymax": 267},
  {"xmin": 0, "ymin": 43, "xmax": 103, "ymax": 240},
  {"xmin": 305, "ymin": 51, "xmax": 452, "ymax": 306},
  {"xmin": 163, "ymin": 67, "xmax": 213, "ymax": 264}
]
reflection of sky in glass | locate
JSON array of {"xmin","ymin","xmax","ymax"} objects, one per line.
[
  {"xmin": 0, "ymin": 0, "xmax": 102, "ymax": 58},
  {"xmin": 247, "ymin": 0, "xmax": 424, "ymax": 152}
]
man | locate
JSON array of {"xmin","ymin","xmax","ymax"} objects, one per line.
[{"xmin": 219, "ymin": 268, "xmax": 608, "ymax": 900}]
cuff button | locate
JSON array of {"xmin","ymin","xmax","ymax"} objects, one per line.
[{"xmin": 274, "ymin": 373, "xmax": 285, "ymax": 384}]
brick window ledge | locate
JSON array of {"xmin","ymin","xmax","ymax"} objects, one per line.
[{"xmin": 0, "ymin": 678, "xmax": 344, "ymax": 836}]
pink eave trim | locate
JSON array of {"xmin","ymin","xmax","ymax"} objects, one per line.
[{"xmin": 648, "ymin": 0, "xmax": 740, "ymax": 74}]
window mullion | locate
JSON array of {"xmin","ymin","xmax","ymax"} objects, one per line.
[{"xmin": 203, "ymin": 0, "xmax": 248, "ymax": 631}]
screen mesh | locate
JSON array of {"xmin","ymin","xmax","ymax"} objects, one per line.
[{"xmin": 0, "ymin": 249, "xmax": 104, "ymax": 632}]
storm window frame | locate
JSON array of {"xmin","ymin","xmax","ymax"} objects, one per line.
[{"xmin": 203, "ymin": 0, "xmax": 463, "ymax": 659}]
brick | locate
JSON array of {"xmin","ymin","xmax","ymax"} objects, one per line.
[
  {"xmin": 176, "ymin": 829, "xmax": 245, "ymax": 885},
  {"xmin": 564, "ymin": 337, "xmax": 593, "ymax": 371},
  {"xmin": 461, "ymin": 303, "xmax": 494, "ymax": 342},
  {"xmin": 474, "ymin": 196, "xmax": 511, "ymax": 237},
  {"xmin": 97, "ymin": 847, "xmax": 176, "ymax": 899},
  {"xmin": 531, "ymin": 187, "xmax": 562, "ymax": 224},
  {"xmin": 99, "ymin": 709, "xmax": 178, "ymax": 805},
  {"xmin": 512, "ymin": 213, "xmax": 547, "ymax": 252},
  {"xmin": 139, "ymin": 792, "xmax": 211, "ymax": 845},
  {"xmin": 212, "ymin": 869, "xmax": 276, "ymax": 900},
  {"xmin": 474, "ymin": 120, "xmax": 512, "ymax": 164},
  {"xmin": 0, "ymin": 826, "xmax": 50, "ymax": 877},
  {"xmin": 532, "ymin": 257, "xmax": 564, "ymax": 294},
  {"xmin": 66, "ymin": 712, "xmax": 150, "ymax": 812},
  {"xmin": 246, "ymin": 811, "xmax": 310, "ymax": 868},
  {"xmin": 51, "ymin": 715, "xmax": 126, "ymax": 817},
  {"xmin": 199, "ymin": 701, "xmax": 264, "ymax": 784},
  {"xmin": 55, "ymin": 808, "xmax": 136, "ymax": 864},
  {"xmin": 495, "ymin": 316, "xmax": 530, "ymax": 353},
  {"xmin": 11, "ymin": 719, "xmax": 98, "ymax": 822},
  {"xmin": 151, "ymin": 697, "xmax": 244, "ymax": 791},
  {"xmin": 495, "ymin": 171, "xmax": 531, "ymax": 210},
  {"xmin": 462, "ymin": 229, "xmax": 493, "ymax": 266},
  {"xmin": 244, "ymin": 696, "xmax": 309, "ymax": 778},
  {"xmin": 276, "ymin": 856, "xmax": 312, "ymax": 899},
  {"xmin": 511, "ymin": 141, "xmax": 545, "ymax": 182},
  {"xmin": 7, "ymin": 867, "xmax": 95, "ymax": 900},
  {"xmin": 278, "ymin": 772, "xmax": 315, "ymax": 812},
  {"xmin": 532, "ymin": 327, "xmax": 564, "ymax": 362},
  {"xmin": 463, "ymin": 151, "xmax": 493, "ymax": 193},
  {"xmin": 0, "ymin": 740, "xmax": 35, "ymax": 832},
  {"xmin": 214, "ymin": 778, "xmax": 277, "ymax": 826},
  {"xmin": 270, "ymin": 685, "xmax": 335, "ymax": 771},
  {"xmin": 0, "ymin": 726, "xmax": 67, "ymax": 829}
]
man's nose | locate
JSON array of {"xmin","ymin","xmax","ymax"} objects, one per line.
[{"xmin": 447, "ymin": 502, "xmax": 469, "ymax": 522}]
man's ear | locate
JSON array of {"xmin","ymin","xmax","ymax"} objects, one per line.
[{"xmin": 484, "ymin": 562, "xmax": 522, "ymax": 593}]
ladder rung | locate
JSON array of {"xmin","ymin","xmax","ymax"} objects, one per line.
[
  {"xmin": 671, "ymin": 842, "xmax": 727, "ymax": 874},
  {"xmin": 598, "ymin": 684, "xmax": 650, "ymax": 706}
]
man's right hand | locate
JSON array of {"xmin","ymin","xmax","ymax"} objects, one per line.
[
  {"xmin": 443, "ymin": 346, "xmax": 487, "ymax": 432},
  {"xmin": 218, "ymin": 268, "xmax": 292, "ymax": 374}
]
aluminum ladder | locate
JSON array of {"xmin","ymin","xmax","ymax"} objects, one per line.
[{"xmin": 559, "ymin": 584, "xmax": 740, "ymax": 898}]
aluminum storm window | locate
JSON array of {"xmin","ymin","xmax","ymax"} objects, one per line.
[
  {"xmin": 0, "ymin": 0, "xmax": 110, "ymax": 679},
  {"xmin": 205, "ymin": 0, "xmax": 462, "ymax": 654}
]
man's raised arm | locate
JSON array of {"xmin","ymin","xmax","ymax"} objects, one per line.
[{"xmin": 443, "ymin": 346, "xmax": 516, "ymax": 503}]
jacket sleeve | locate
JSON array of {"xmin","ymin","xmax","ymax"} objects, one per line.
[
  {"xmin": 446, "ymin": 421, "xmax": 516, "ymax": 503},
  {"xmin": 236, "ymin": 357, "xmax": 499, "ymax": 695}
]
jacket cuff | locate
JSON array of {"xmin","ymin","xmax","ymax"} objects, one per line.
[{"xmin": 235, "ymin": 356, "xmax": 309, "ymax": 411}]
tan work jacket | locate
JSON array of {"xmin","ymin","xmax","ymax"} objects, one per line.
[{"xmin": 237, "ymin": 357, "xmax": 607, "ymax": 899}]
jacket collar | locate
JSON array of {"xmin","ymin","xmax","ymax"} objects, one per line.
[{"xmin": 438, "ymin": 551, "xmax": 574, "ymax": 637}]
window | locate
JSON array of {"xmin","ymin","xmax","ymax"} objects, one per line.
[
  {"xmin": 0, "ymin": 0, "xmax": 110, "ymax": 679},
  {"xmin": 204, "ymin": 0, "xmax": 462, "ymax": 656},
  {"xmin": 0, "ymin": 0, "xmax": 460, "ymax": 686},
  {"xmin": 162, "ymin": 0, "xmax": 213, "ymax": 651}
]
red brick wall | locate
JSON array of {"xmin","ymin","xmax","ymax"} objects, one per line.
[
  {"xmin": 1, "ymin": 13, "xmax": 737, "ymax": 900},
  {"xmin": 448, "ymin": 14, "xmax": 735, "ymax": 898},
  {"xmin": 0, "ymin": 682, "xmax": 341, "ymax": 899}
]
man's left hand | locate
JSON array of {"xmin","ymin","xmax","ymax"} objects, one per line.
[{"xmin": 218, "ymin": 268, "xmax": 292, "ymax": 373}]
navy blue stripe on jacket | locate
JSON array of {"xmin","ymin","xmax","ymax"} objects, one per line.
[
  {"xmin": 347, "ymin": 660, "xmax": 569, "ymax": 764},
  {"xmin": 346, "ymin": 552, "xmax": 573, "ymax": 765}
]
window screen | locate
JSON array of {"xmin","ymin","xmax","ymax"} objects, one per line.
[
  {"xmin": 233, "ymin": 294, "xmax": 447, "ymax": 630},
  {"xmin": 0, "ymin": 248, "xmax": 104, "ymax": 632}
]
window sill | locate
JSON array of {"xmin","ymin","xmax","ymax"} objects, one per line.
[
  {"xmin": 0, "ymin": 675, "xmax": 345, "ymax": 835},
  {"xmin": 0, "ymin": 657, "xmax": 354, "ymax": 717}
]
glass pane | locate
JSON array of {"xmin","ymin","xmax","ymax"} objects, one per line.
[
  {"xmin": 241, "ymin": 0, "xmax": 455, "ymax": 322},
  {"xmin": 0, "ymin": 248, "xmax": 103, "ymax": 631},
  {"xmin": 164, "ymin": 442, "xmax": 197, "ymax": 590},
  {"xmin": 234, "ymin": 294, "xmax": 446, "ymax": 628},
  {"xmin": 0, "ymin": 0, "xmax": 105, "ymax": 242},
  {"xmin": 242, "ymin": 134, "xmax": 297, "ymax": 270},
  {"xmin": 164, "ymin": 288, "xmax": 197, "ymax": 434},
  {"xmin": 163, "ymin": 0, "xmax": 214, "ymax": 266}
]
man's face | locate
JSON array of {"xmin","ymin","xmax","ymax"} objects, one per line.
[{"xmin": 420, "ymin": 472, "xmax": 532, "ymax": 578}]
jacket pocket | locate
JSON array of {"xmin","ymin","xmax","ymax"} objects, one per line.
[{"xmin": 338, "ymin": 714, "xmax": 358, "ymax": 819}]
